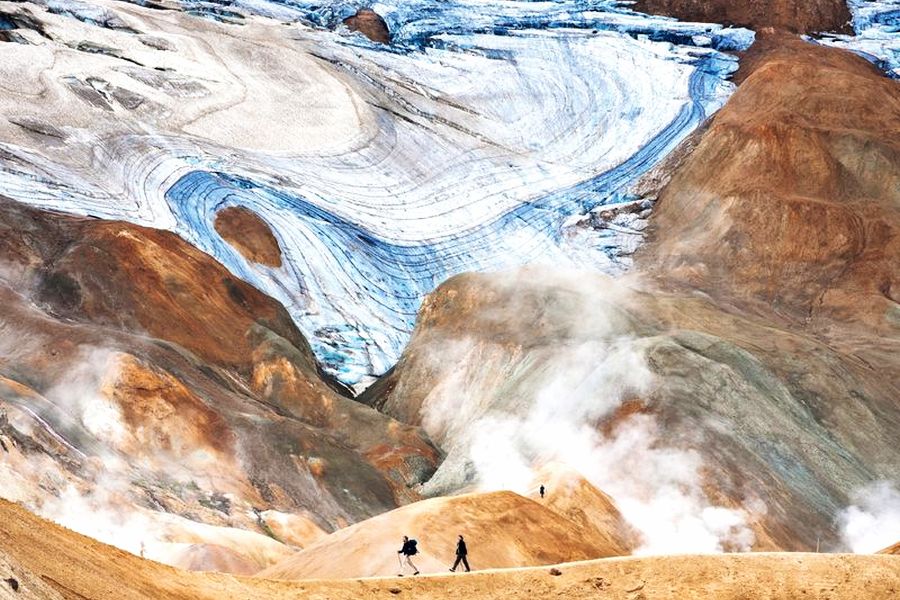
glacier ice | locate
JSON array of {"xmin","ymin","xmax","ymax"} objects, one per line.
[
  {"xmin": 817, "ymin": 1, "xmax": 900, "ymax": 78},
  {"xmin": 0, "ymin": 0, "xmax": 753, "ymax": 388}
]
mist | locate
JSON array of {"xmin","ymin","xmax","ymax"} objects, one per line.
[
  {"xmin": 838, "ymin": 481, "xmax": 900, "ymax": 553},
  {"xmin": 0, "ymin": 347, "xmax": 162, "ymax": 558},
  {"xmin": 416, "ymin": 269, "xmax": 756, "ymax": 553},
  {"xmin": 0, "ymin": 346, "xmax": 236, "ymax": 567}
]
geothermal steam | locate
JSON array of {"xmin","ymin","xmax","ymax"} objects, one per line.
[
  {"xmin": 0, "ymin": 347, "xmax": 236, "ymax": 566},
  {"xmin": 419, "ymin": 270, "xmax": 756, "ymax": 553},
  {"xmin": 839, "ymin": 481, "xmax": 900, "ymax": 553},
  {"xmin": 0, "ymin": 348, "xmax": 167, "ymax": 558}
]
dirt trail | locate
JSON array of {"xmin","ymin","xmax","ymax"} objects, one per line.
[{"xmin": 0, "ymin": 500, "xmax": 898, "ymax": 600}]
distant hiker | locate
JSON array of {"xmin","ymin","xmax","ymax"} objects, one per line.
[
  {"xmin": 450, "ymin": 534, "xmax": 470, "ymax": 572},
  {"xmin": 539, "ymin": 484, "xmax": 545, "ymax": 499},
  {"xmin": 397, "ymin": 535, "xmax": 420, "ymax": 576}
]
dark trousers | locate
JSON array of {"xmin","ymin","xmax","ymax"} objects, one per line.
[{"xmin": 452, "ymin": 555, "xmax": 470, "ymax": 572}]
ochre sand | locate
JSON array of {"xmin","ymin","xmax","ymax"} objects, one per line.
[
  {"xmin": 0, "ymin": 500, "xmax": 898, "ymax": 600},
  {"xmin": 259, "ymin": 488, "xmax": 631, "ymax": 580}
]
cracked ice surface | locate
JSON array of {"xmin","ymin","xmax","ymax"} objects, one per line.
[
  {"xmin": 818, "ymin": 1, "xmax": 900, "ymax": 78},
  {"xmin": 0, "ymin": 0, "xmax": 751, "ymax": 388}
]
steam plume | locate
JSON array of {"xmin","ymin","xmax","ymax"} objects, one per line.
[
  {"xmin": 838, "ymin": 481, "xmax": 900, "ymax": 553},
  {"xmin": 418, "ymin": 269, "xmax": 756, "ymax": 553}
]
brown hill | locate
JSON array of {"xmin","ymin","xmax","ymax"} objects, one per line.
[
  {"xmin": 642, "ymin": 35, "xmax": 900, "ymax": 342},
  {"xmin": 528, "ymin": 465, "xmax": 640, "ymax": 554},
  {"xmin": 259, "ymin": 488, "xmax": 632, "ymax": 580},
  {"xmin": 879, "ymin": 542, "xmax": 900, "ymax": 555},
  {"xmin": 0, "ymin": 197, "xmax": 439, "ymax": 570},
  {"xmin": 633, "ymin": 0, "xmax": 851, "ymax": 34},
  {"xmin": 343, "ymin": 9, "xmax": 391, "ymax": 44},
  {"xmin": 0, "ymin": 499, "xmax": 898, "ymax": 600}
]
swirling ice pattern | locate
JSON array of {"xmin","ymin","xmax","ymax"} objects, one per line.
[
  {"xmin": 0, "ymin": 0, "xmax": 751, "ymax": 388},
  {"xmin": 162, "ymin": 34, "xmax": 741, "ymax": 386}
]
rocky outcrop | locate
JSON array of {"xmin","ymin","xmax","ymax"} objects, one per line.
[
  {"xmin": 342, "ymin": 9, "xmax": 390, "ymax": 44},
  {"xmin": 214, "ymin": 207, "xmax": 283, "ymax": 268},
  {"xmin": 0, "ymin": 6, "xmax": 52, "ymax": 43}
]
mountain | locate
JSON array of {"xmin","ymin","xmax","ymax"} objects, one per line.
[
  {"xmin": 642, "ymin": 32, "xmax": 900, "ymax": 340},
  {"xmin": 0, "ymin": 197, "xmax": 439, "ymax": 571},
  {"xmin": 361, "ymin": 34, "xmax": 900, "ymax": 553},
  {"xmin": 0, "ymin": 0, "xmax": 898, "ymax": 590},
  {"xmin": 0, "ymin": 0, "xmax": 754, "ymax": 388}
]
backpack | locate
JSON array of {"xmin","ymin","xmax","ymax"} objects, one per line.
[{"xmin": 408, "ymin": 539, "xmax": 418, "ymax": 555}]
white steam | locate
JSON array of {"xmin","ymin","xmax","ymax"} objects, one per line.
[
  {"xmin": 43, "ymin": 347, "xmax": 128, "ymax": 447},
  {"xmin": 41, "ymin": 477, "xmax": 160, "ymax": 558},
  {"xmin": 0, "ymin": 347, "xmax": 163, "ymax": 558},
  {"xmin": 0, "ymin": 347, "xmax": 230, "ymax": 567},
  {"xmin": 418, "ymin": 271, "xmax": 756, "ymax": 553},
  {"xmin": 586, "ymin": 415, "xmax": 755, "ymax": 554},
  {"xmin": 838, "ymin": 481, "xmax": 900, "ymax": 553}
]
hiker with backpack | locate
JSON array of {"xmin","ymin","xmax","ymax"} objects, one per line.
[
  {"xmin": 449, "ymin": 534, "xmax": 470, "ymax": 572},
  {"xmin": 397, "ymin": 535, "xmax": 420, "ymax": 576}
]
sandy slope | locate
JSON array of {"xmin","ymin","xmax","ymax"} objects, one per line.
[
  {"xmin": 258, "ymin": 489, "xmax": 631, "ymax": 580},
  {"xmin": 1, "ymin": 500, "xmax": 898, "ymax": 600}
]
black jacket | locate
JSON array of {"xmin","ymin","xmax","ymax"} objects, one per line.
[
  {"xmin": 456, "ymin": 539, "xmax": 467, "ymax": 556},
  {"xmin": 399, "ymin": 540, "xmax": 416, "ymax": 555}
]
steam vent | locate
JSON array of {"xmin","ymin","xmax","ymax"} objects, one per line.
[{"xmin": 0, "ymin": 0, "xmax": 897, "ymax": 598}]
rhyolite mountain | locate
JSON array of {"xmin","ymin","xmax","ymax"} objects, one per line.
[
  {"xmin": 0, "ymin": 0, "xmax": 898, "ymax": 582},
  {"xmin": 361, "ymin": 28, "xmax": 900, "ymax": 552},
  {"xmin": 0, "ymin": 197, "xmax": 439, "ymax": 570}
]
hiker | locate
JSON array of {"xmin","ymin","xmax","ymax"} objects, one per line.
[
  {"xmin": 450, "ymin": 534, "xmax": 470, "ymax": 572},
  {"xmin": 397, "ymin": 535, "xmax": 420, "ymax": 576},
  {"xmin": 540, "ymin": 484, "xmax": 545, "ymax": 499}
]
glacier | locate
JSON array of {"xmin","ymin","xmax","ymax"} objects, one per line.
[
  {"xmin": 0, "ymin": 0, "xmax": 756, "ymax": 388},
  {"xmin": 817, "ymin": 0, "xmax": 900, "ymax": 78}
]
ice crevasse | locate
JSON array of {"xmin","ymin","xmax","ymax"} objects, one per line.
[{"xmin": 817, "ymin": 0, "xmax": 900, "ymax": 78}]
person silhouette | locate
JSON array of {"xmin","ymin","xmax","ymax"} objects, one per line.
[
  {"xmin": 450, "ymin": 535, "xmax": 470, "ymax": 572},
  {"xmin": 397, "ymin": 535, "xmax": 420, "ymax": 576},
  {"xmin": 539, "ymin": 484, "xmax": 545, "ymax": 499}
]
